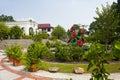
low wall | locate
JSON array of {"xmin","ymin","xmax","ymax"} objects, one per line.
[{"xmin": 0, "ymin": 39, "xmax": 34, "ymax": 49}]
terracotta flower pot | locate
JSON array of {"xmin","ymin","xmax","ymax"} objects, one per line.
[
  {"xmin": 8, "ymin": 57, "xmax": 14, "ymax": 62},
  {"xmin": 13, "ymin": 59, "xmax": 22, "ymax": 66},
  {"xmin": 28, "ymin": 67, "xmax": 38, "ymax": 72}
]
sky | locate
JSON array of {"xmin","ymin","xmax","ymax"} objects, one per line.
[{"xmin": 0, "ymin": 0, "xmax": 117, "ymax": 30}]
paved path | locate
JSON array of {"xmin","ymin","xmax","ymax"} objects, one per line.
[
  {"xmin": 0, "ymin": 50, "xmax": 120, "ymax": 80},
  {"xmin": 0, "ymin": 50, "xmax": 49, "ymax": 80}
]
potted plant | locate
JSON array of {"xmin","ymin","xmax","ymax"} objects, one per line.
[
  {"xmin": 12, "ymin": 45, "xmax": 23, "ymax": 66},
  {"xmin": 6, "ymin": 45, "xmax": 15, "ymax": 62},
  {"xmin": 24, "ymin": 42, "xmax": 42, "ymax": 72}
]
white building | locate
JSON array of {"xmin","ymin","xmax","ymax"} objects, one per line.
[
  {"xmin": 37, "ymin": 24, "xmax": 53, "ymax": 35},
  {"xmin": 6, "ymin": 20, "xmax": 38, "ymax": 35}
]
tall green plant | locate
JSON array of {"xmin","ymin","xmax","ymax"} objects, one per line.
[
  {"xmin": 33, "ymin": 32, "xmax": 42, "ymax": 42},
  {"xmin": 55, "ymin": 45, "xmax": 72, "ymax": 62},
  {"xmin": 6, "ymin": 45, "xmax": 15, "ymax": 58},
  {"xmin": 70, "ymin": 46, "xmax": 84, "ymax": 61},
  {"xmin": 24, "ymin": 43, "xmax": 41, "ymax": 69},
  {"xmin": 52, "ymin": 25, "xmax": 66, "ymax": 39},
  {"xmin": 6, "ymin": 45, "xmax": 22, "ymax": 60},
  {"xmin": 10, "ymin": 25, "xmax": 23, "ymax": 39},
  {"xmin": 85, "ymin": 43, "xmax": 110, "ymax": 80},
  {"xmin": 111, "ymin": 41, "xmax": 120, "ymax": 60},
  {"xmin": 12, "ymin": 45, "xmax": 23, "ymax": 60},
  {"xmin": 0, "ymin": 22, "xmax": 10, "ymax": 40}
]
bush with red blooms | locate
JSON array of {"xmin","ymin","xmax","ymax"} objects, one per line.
[{"xmin": 68, "ymin": 24, "xmax": 85, "ymax": 47}]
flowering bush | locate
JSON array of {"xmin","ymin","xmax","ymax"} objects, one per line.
[{"xmin": 68, "ymin": 24, "xmax": 84, "ymax": 47}]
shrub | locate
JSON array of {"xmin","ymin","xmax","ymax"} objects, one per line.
[
  {"xmin": 33, "ymin": 32, "xmax": 42, "ymax": 42},
  {"xmin": 10, "ymin": 25, "xmax": 23, "ymax": 39},
  {"xmin": 49, "ymin": 36, "xmax": 57, "ymax": 40},
  {"xmin": 6, "ymin": 45, "xmax": 23, "ymax": 60},
  {"xmin": 41, "ymin": 32, "xmax": 49, "ymax": 39},
  {"xmin": 0, "ymin": 22, "xmax": 10, "ymax": 40},
  {"xmin": 22, "ymin": 35, "xmax": 32, "ymax": 39},
  {"xmin": 111, "ymin": 41, "xmax": 120, "ymax": 60},
  {"xmin": 6, "ymin": 45, "xmax": 15, "ymax": 58},
  {"xmin": 12, "ymin": 45, "xmax": 23, "ymax": 61},
  {"xmin": 46, "ymin": 41, "xmax": 51, "ymax": 48},
  {"xmin": 85, "ymin": 42, "xmax": 110, "ymax": 80},
  {"xmin": 55, "ymin": 44, "xmax": 72, "ymax": 62},
  {"xmin": 24, "ymin": 42, "xmax": 41, "ymax": 69},
  {"xmin": 38, "ymin": 43, "xmax": 51, "ymax": 59},
  {"xmin": 70, "ymin": 46, "xmax": 84, "ymax": 61}
]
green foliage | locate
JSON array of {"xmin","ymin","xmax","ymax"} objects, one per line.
[
  {"xmin": 46, "ymin": 41, "xmax": 51, "ymax": 48},
  {"xmin": 37, "ymin": 43, "xmax": 50, "ymax": 59},
  {"xmin": 24, "ymin": 42, "xmax": 51, "ymax": 69},
  {"xmin": 33, "ymin": 31, "xmax": 49, "ymax": 42},
  {"xmin": 70, "ymin": 46, "xmax": 84, "ymax": 61},
  {"xmin": 6, "ymin": 45, "xmax": 23, "ymax": 60},
  {"xmin": 6, "ymin": 45, "xmax": 15, "ymax": 58},
  {"xmin": 0, "ymin": 14, "xmax": 15, "ymax": 22},
  {"xmin": 49, "ymin": 36, "xmax": 57, "ymax": 40},
  {"xmin": 33, "ymin": 32, "xmax": 42, "ymax": 42},
  {"xmin": 10, "ymin": 25, "xmax": 23, "ymax": 39},
  {"xmin": 85, "ymin": 43, "xmax": 110, "ymax": 80},
  {"xmin": 89, "ymin": 3, "xmax": 120, "ymax": 44},
  {"xmin": 55, "ymin": 45, "xmax": 72, "ymax": 62},
  {"xmin": 22, "ymin": 35, "xmax": 32, "ymax": 39},
  {"xmin": 12, "ymin": 45, "xmax": 23, "ymax": 60},
  {"xmin": 52, "ymin": 25, "xmax": 66, "ymax": 39},
  {"xmin": 41, "ymin": 32, "xmax": 49, "ymax": 39},
  {"xmin": 111, "ymin": 41, "xmax": 120, "ymax": 60},
  {"xmin": 24, "ymin": 43, "xmax": 41, "ymax": 69},
  {"xmin": 0, "ymin": 22, "xmax": 10, "ymax": 40},
  {"xmin": 55, "ymin": 43, "xmax": 85, "ymax": 62}
]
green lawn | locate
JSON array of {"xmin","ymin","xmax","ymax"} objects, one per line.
[{"xmin": 39, "ymin": 61, "xmax": 120, "ymax": 73}]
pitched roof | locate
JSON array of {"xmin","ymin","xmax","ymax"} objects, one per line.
[{"xmin": 38, "ymin": 24, "xmax": 53, "ymax": 29}]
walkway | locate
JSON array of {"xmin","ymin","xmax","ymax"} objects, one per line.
[
  {"xmin": 0, "ymin": 50, "xmax": 120, "ymax": 80},
  {"xmin": 0, "ymin": 50, "xmax": 50, "ymax": 80}
]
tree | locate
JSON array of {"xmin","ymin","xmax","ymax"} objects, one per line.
[
  {"xmin": 89, "ymin": 3, "xmax": 120, "ymax": 52},
  {"xmin": 0, "ymin": 22, "xmax": 10, "ymax": 40},
  {"xmin": 0, "ymin": 14, "xmax": 15, "ymax": 22},
  {"xmin": 85, "ymin": 43, "xmax": 110, "ymax": 80},
  {"xmin": 51, "ymin": 25, "xmax": 66, "ymax": 39},
  {"xmin": 10, "ymin": 25, "xmax": 23, "ymax": 39}
]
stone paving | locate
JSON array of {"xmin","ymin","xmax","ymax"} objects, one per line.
[
  {"xmin": 0, "ymin": 50, "xmax": 120, "ymax": 80},
  {"xmin": 0, "ymin": 50, "xmax": 48, "ymax": 80}
]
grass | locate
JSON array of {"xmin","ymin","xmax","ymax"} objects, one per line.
[{"xmin": 38, "ymin": 61, "xmax": 120, "ymax": 73}]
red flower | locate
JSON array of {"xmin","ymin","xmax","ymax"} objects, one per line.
[
  {"xmin": 70, "ymin": 26, "xmax": 75, "ymax": 32},
  {"xmin": 77, "ymin": 40, "xmax": 83, "ymax": 47},
  {"xmin": 71, "ymin": 32, "xmax": 76, "ymax": 39},
  {"xmin": 79, "ymin": 29, "xmax": 84, "ymax": 34}
]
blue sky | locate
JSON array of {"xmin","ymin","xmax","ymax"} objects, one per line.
[{"xmin": 0, "ymin": 0, "xmax": 117, "ymax": 30}]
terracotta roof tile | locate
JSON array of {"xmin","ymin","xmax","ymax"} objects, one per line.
[{"xmin": 38, "ymin": 24, "xmax": 53, "ymax": 29}]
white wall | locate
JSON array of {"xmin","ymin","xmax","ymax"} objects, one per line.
[{"xmin": 6, "ymin": 20, "xmax": 38, "ymax": 35}]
